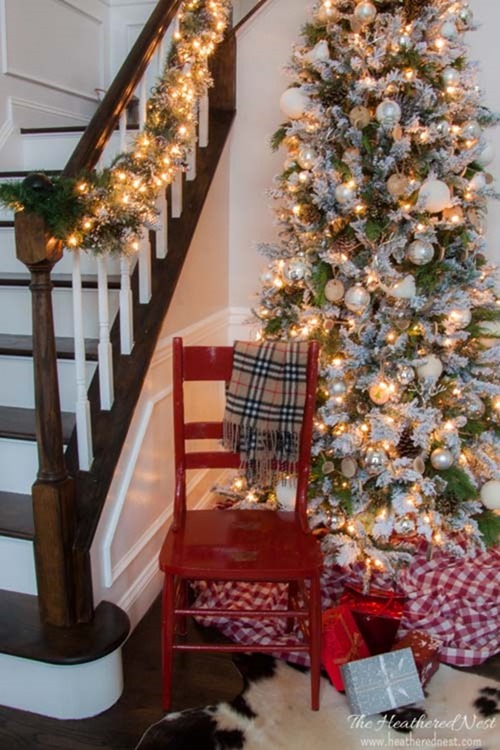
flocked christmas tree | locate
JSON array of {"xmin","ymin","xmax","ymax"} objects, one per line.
[{"xmin": 228, "ymin": 0, "xmax": 500, "ymax": 580}]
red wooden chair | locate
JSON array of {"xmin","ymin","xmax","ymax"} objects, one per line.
[{"xmin": 159, "ymin": 337, "xmax": 323, "ymax": 710}]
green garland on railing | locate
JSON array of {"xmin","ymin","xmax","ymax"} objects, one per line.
[{"xmin": 0, "ymin": 0, "xmax": 232, "ymax": 255}]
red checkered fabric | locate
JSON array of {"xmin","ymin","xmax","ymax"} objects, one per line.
[{"xmin": 192, "ymin": 548, "xmax": 500, "ymax": 667}]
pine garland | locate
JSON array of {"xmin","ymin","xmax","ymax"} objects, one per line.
[{"xmin": 0, "ymin": 0, "xmax": 232, "ymax": 256}]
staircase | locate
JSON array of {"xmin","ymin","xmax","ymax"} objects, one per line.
[{"xmin": 0, "ymin": 0, "xmax": 236, "ymax": 719}]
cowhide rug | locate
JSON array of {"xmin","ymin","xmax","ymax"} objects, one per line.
[{"xmin": 136, "ymin": 654, "xmax": 500, "ymax": 750}]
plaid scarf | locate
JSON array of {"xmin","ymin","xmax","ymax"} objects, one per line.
[{"xmin": 222, "ymin": 340, "xmax": 309, "ymax": 484}]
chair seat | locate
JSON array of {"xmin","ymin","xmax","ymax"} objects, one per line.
[{"xmin": 160, "ymin": 509, "xmax": 322, "ymax": 580}]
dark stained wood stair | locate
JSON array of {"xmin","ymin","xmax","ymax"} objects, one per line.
[
  {"xmin": 0, "ymin": 405, "xmax": 75, "ymax": 442},
  {"xmin": 0, "ymin": 333, "xmax": 99, "ymax": 361},
  {"xmin": 0, "ymin": 491, "xmax": 34, "ymax": 540}
]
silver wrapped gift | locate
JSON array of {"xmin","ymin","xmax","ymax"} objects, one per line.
[{"xmin": 341, "ymin": 647, "xmax": 424, "ymax": 716}]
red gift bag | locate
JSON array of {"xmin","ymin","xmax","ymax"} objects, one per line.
[
  {"xmin": 340, "ymin": 586, "xmax": 407, "ymax": 655},
  {"xmin": 322, "ymin": 604, "xmax": 371, "ymax": 691}
]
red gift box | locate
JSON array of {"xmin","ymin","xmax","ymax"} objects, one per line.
[
  {"xmin": 340, "ymin": 586, "xmax": 406, "ymax": 655},
  {"xmin": 392, "ymin": 630, "xmax": 441, "ymax": 686},
  {"xmin": 322, "ymin": 604, "xmax": 371, "ymax": 691}
]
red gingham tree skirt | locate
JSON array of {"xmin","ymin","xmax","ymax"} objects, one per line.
[{"xmin": 192, "ymin": 547, "xmax": 500, "ymax": 668}]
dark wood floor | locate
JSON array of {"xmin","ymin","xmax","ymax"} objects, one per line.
[
  {"xmin": 0, "ymin": 596, "xmax": 242, "ymax": 750},
  {"xmin": 0, "ymin": 595, "xmax": 498, "ymax": 750}
]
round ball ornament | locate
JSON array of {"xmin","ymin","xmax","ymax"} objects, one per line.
[
  {"xmin": 284, "ymin": 258, "xmax": 308, "ymax": 282},
  {"xmin": 461, "ymin": 120, "xmax": 481, "ymax": 141},
  {"xmin": 325, "ymin": 278, "xmax": 345, "ymax": 303},
  {"xmin": 442, "ymin": 67, "xmax": 460, "ymax": 88},
  {"xmin": 23, "ymin": 172, "xmax": 54, "ymax": 191},
  {"xmin": 260, "ymin": 268, "xmax": 274, "ymax": 285},
  {"xmin": 463, "ymin": 393, "xmax": 485, "ymax": 418},
  {"xmin": 345, "ymin": 285, "xmax": 370, "ymax": 313},
  {"xmin": 397, "ymin": 365, "xmax": 415, "ymax": 386},
  {"xmin": 330, "ymin": 379, "xmax": 348, "ymax": 397},
  {"xmin": 436, "ymin": 120, "xmax": 451, "ymax": 137},
  {"xmin": 440, "ymin": 20, "xmax": 458, "ymax": 40},
  {"xmin": 335, "ymin": 183, "xmax": 356, "ymax": 205},
  {"xmin": 341, "ymin": 457, "xmax": 358, "ymax": 478},
  {"xmin": 307, "ymin": 40, "xmax": 330, "ymax": 63},
  {"xmin": 392, "ymin": 308, "xmax": 412, "ymax": 331},
  {"xmin": 349, "ymin": 106, "xmax": 371, "ymax": 130},
  {"xmin": 316, "ymin": 5, "xmax": 338, "ymax": 23},
  {"xmin": 329, "ymin": 511, "xmax": 347, "ymax": 531},
  {"xmin": 363, "ymin": 447, "xmax": 388, "ymax": 475},
  {"xmin": 369, "ymin": 380, "xmax": 392, "ymax": 405},
  {"xmin": 448, "ymin": 307, "xmax": 472, "ymax": 329},
  {"xmin": 354, "ymin": 1, "xmax": 377, "ymax": 24},
  {"xmin": 476, "ymin": 141, "xmax": 495, "ymax": 167},
  {"xmin": 397, "ymin": 33, "xmax": 412, "ymax": 50},
  {"xmin": 406, "ymin": 240, "xmax": 435, "ymax": 266},
  {"xmin": 419, "ymin": 179, "xmax": 452, "ymax": 213},
  {"xmin": 376, "ymin": 99, "xmax": 402, "ymax": 129},
  {"xmin": 297, "ymin": 146, "xmax": 317, "ymax": 170},
  {"xmin": 417, "ymin": 354, "xmax": 443, "ymax": 381},
  {"xmin": 280, "ymin": 88, "xmax": 309, "ymax": 120},
  {"xmin": 387, "ymin": 173, "xmax": 409, "ymax": 197},
  {"xmin": 431, "ymin": 448, "xmax": 454, "ymax": 471},
  {"xmin": 479, "ymin": 480, "xmax": 500, "ymax": 511},
  {"xmin": 387, "ymin": 275, "xmax": 416, "ymax": 300}
]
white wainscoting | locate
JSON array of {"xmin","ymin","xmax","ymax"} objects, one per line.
[{"xmin": 91, "ymin": 308, "xmax": 253, "ymax": 632}]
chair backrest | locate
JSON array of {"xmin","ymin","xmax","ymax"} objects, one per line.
[{"xmin": 171, "ymin": 337, "xmax": 319, "ymax": 530}]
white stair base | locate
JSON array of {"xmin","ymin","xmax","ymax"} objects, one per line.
[
  {"xmin": 0, "ymin": 648, "xmax": 124, "ymax": 719},
  {"xmin": 0, "ymin": 536, "xmax": 37, "ymax": 595}
]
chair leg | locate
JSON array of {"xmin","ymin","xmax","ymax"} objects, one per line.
[
  {"xmin": 161, "ymin": 573, "xmax": 176, "ymax": 710},
  {"xmin": 309, "ymin": 574, "xmax": 322, "ymax": 711},
  {"xmin": 286, "ymin": 580, "xmax": 298, "ymax": 633},
  {"xmin": 176, "ymin": 578, "xmax": 188, "ymax": 636}
]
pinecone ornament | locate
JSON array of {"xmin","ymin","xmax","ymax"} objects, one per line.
[
  {"xmin": 435, "ymin": 495, "xmax": 458, "ymax": 516},
  {"xmin": 397, "ymin": 426, "xmax": 421, "ymax": 459},
  {"xmin": 331, "ymin": 233, "xmax": 358, "ymax": 256}
]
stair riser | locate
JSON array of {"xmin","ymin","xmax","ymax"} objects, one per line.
[
  {"xmin": 0, "ymin": 438, "xmax": 39, "ymax": 494},
  {"xmin": 0, "ymin": 356, "xmax": 97, "ymax": 411},
  {"xmin": 22, "ymin": 131, "xmax": 133, "ymax": 171},
  {"xmin": 0, "ymin": 536, "xmax": 36, "ymax": 595},
  {"xmin": 0, "ymin": 228, "xmax": 122, "ymax": 275},
  {"xmin": 0, "ymin": 287, "xmax": 119, "ymax": 338}
]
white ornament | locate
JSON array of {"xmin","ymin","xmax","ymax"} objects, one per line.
[
  {"xmin": 469, "ymin": 172, "xmax": 487, "ymax": 191},
  {"xmin": 325, "ymin": 278, "xmax": 345, "ymax": 303},
  {"xmin": 448, "ymin": 308, "xmax": 472, "ymax": 329},
  {"xmin": 297, "ymin": 146, "xmax": 317, "ymax": 170},
  {"xmin": 344, "ymin": 285, "xmax": 370, "ymax": 313},
  {"xmin": 436, "ymin": 120, "xmax": 450, "ymax": 137},
  {"xmin": 461, "ymin": 120, "xmax": 481, "ymax": 141},
  {"xmin": 260, "ymin": 269, "xmax": 274, "ymax": 285},
  {"xmin": 330, "ymin": 379, "xmax": 348, "ymax": 397},
  {"xmin": 335, "ymin": 183, "xmax": 356, "ymax": 204},
  {"xmin": 478, "ymin": 319, "xmax": 500, "ymax": 348},
  {"xmin": 431, "ymin": 448, "xmax": 454, "ymax": 471},
  {"xmin": 284, "ymin": 258, "xmax": 308, "ymax": 282},
  {"xmin": 280, "ymin": 88, "xmax": 309, "ymax": 120},
  {"xmin": 387, "ymin": 275, "xmax": 416, "ymax": 299},
  {"xmin": 442, "ymin": 67, "xmax": 460, "ymax": 87},
  {"xmin": 440, "ymin": 21, "xmax": 458, "ymax": 40},
  {"xmin": 476, "ymin": 141, "xmax": 495, "ymax": 167},
  {"xmin": 363, "ymin": 447, "xmax": 388, "ymax": 475},
  {"xmin": 376, "ymin": 99, "xmax": 402, "ymax": 128},
  {"xmin": 354, "ymin": 1, "xmax": 377, "ymax": 24},
  {"xmin": 406, "ymin": 240, "xmax": 435, "ymax": 266},
  {"xmin": 341, "ymin": 457, "xmax": 358, "ymax": 478},
  {"xmin": 417, "ymin": 354, "xmax": 443, "ymax": 380},
  {"xmin": 419, "ymin": 179, "xmax": 452, "ymax": 213},
  {"xmin": 276, "ymin": 480, "xmax": 297, "ymax": 510},
  {"xmin": 480, "ymin": 480, "xmax": 500, "ymax": 511},
  {"xmin": 307, "ymin": 40, "xmax": 330, "ymax": 63}
]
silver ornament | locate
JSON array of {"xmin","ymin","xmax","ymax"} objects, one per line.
[
  {"xmin": 376, "ymin": 99, "xmax": 402, "ymax": 128},
  {"xmin": 330, "ymin": 379, "xmax": 348, "ymax": 397},
  {"xmin": 335, "ymin": 183, "xmax": 356, "ymax": 204},
  {"xmin": 461, "ymin": 120, "xmax": 481, "ymax": 141},
  {"xmin": 344, "ymin": 285, "xmax": 370, "ymax": 313},
  {"xmin": 329, "ymin": 511, "xmax": 346, "ymax": 530},
  {"xmin": 392, "ymin": 308, "xmax": 412, "ymax": 331},
  {"xmin": 430, "ymin": 448, "xmax": 454, "ymax": 471},
  {"xmin": 363, "ymin": 447, "xmax": 388, "ymax": 475},
  {"xmin": 463, "ymin": 393, "xmax": 486, "ymax": 418},
  {"xmin": 284, "ymin": 258, "xmax": 307, "ymax": 282},
  {"xmin": 440, "ymin": 20, "xmax": 458, "ymax": 40},
  {"xmin": 395, "ymin": 515, "xmax": 417, "ymax": 536},
  {"xmin": 406, "ymin": 240, "xmax": 435, "ymax": 266},
  {"xmin": 435, "ymin": 120, "xmax": 450, "ymax": 137},
  {"xmin": 442, "ymin": 67, "xmax": 460, "ymax": 88},
  {"xmin": 448, "ymin": 308, "xmax": 472, "ymax": 329},
  {"xmin": 398, "ymin": 34, "xmax": 412, "ymax": 50},
  {"xmin": 297, "ymin": 146, "xmax": 317, "ymax": 170},
  {"xmin": 354, "ymin": 1, "xmax": 377, "ymax": 25},
  {"xmin": 458, "ymin": 7, "xmax": 473, "ymax": 26},
  {"xmin": 341, "ymin": 457, "xmax": 358, "ymax": 478},
  {"xmin": 260, "ymin": 269, "xmax": 274, "ymax": 285},
  {"xmin": 397, "ymin": 365, "xmax": 415, "ymax": 386}
]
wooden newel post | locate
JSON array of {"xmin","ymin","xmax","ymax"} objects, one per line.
[{"xmin": 15, "ymin": 210, "xmax": 83, "ymax": 627}]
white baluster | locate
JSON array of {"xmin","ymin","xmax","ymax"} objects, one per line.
[
  {"xmin": 186, "ymin": 141, "xmax": 197, "ymax": 181},
  {"xmin": 139, "ymin": 76, "xmax": 148, "ymax": 130},
  {"xmin": 72, "ymin": 249, "xmax": 93, "ymax": 470},
  {"xmin": 97, "ymin": 256, "xmax": 114, "ymax": 410},
  {"xmin": 157, "ymin": 37, "xmax": 166, "ymax": 76},
  {"xmin": 120, "ymin": 255, "xmax": 134, "ymax": 355},
  {"xmin": 156, "ymin": 190, "xmax": 168, "ymax": 259},
  {"xmin": 171, "ymin": 172, "xmax": 183, "ymax": 218},
  {"xmin": 199, "ymin": 91, "xmax": 209, "ymax": 148},
  {"xmin": 139, "ymin": 227, "xmax": 152, "ymax": 304},
  {"xmin": 119, "ymin": 110, "xmax": 127, "ymax": 153}
]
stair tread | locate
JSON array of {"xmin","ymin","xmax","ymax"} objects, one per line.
[
  {"xmin": 0, "ymin": 272, "xmax": 121, "ymax": 289},
  {"xmin": 0, "ymin": 491, "xmax": 34, "ymax": 540},
  {"xmin": 0, "ymin": 405, "xmax": 75, "ymax": 442},
  {"xmin": 0, "ymin": 333, "xmax": 99, "ymax": 360},
  {"xmin": 0, "ymin": 591, "xmax": 130, "ymax": 665},
  {"xmin": 20, "ymin": 124, "xmax": 139, "ymax": 135}
]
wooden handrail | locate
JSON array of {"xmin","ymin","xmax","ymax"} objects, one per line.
[{"xmin": 63, "ymin": 0, "xmax": 182, "ymax": 178}]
